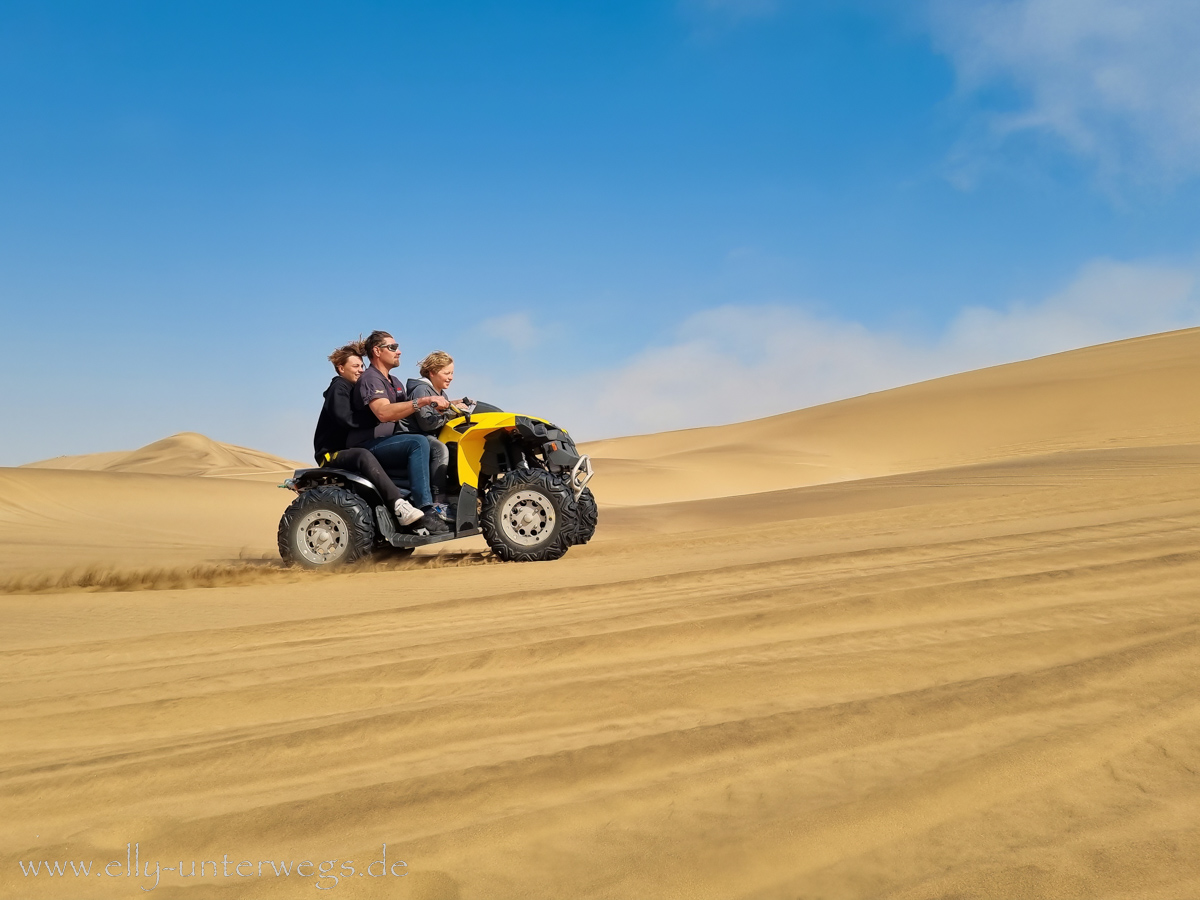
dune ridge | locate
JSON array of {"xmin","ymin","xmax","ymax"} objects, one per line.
[
  {"xmin": 584, "ymin": 326, "xmax": 1200, "ymax": 504},
  {"xmin": 22, "ymin": 431, "xmax": 304, "ymax": 480}
]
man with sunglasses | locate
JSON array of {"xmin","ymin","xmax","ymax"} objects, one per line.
[{"xmin": 347, "ymin": 330, "xmax": 451, "ymax": 534}]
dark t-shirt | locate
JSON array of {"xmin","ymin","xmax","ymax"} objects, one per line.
[{"xmin": 347, "ymin": 366, "xmax": 411, "ymax": 447}]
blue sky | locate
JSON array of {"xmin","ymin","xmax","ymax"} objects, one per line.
[{"xmin": 3, "ymin": 0, "xmax": 1200, "ymax": 464}]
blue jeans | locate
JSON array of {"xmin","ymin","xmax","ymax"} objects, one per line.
[
  {"xmin": 427, "ymin": 437, "xmax": 450, "ymax": 502},
  {"xmin": 364, "ymin": 433, "xmax": 433, "ymax": 509}
]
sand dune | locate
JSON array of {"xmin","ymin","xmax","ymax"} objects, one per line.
[
  {"xmin": 3, "ymin": 330, "xmax": 1200, "ymax": 899},
  {"xmin": 23, "ymin": 431, "xmax": 304, "ymax": 481},
  {"xmin": 585, "ymin": 326, "xmax": 1200, "ymax": 504}
]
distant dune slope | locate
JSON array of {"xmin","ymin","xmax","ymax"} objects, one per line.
[
  {"xmin": 584, "ymin": 327, "xmax": 1200, "ymax": 504},
  {"xmin": 22, "ymin": 431, "xmax": 304, "ymax": 480}
]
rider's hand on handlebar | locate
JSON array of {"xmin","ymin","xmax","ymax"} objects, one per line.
[{"xmin": 429, "ymin": 396, "xmax": 451, "ymax": 411}]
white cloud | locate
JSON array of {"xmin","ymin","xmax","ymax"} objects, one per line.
[
  {"xmin": 926, "ymin": 0, "xmax": 1200, "ymax": 180},
  {"xmin": 477, "ymin": 312, "xmax": 546, "ymax": 352},
  {"xmin": 484, "ymin": 258, "xmax": 1200, "ymax": 439},
  {"xmin": 944, "ymin": 258, "xmax": 1194, "ymax": 356}
]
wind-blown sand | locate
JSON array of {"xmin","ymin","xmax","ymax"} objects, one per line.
[
  {"xmin": 1, "ymin": 433, "xmax": 303, "ymax": 578},
  {"xmin": 3, "ymin": 330, "xmax": 1200, "ymax": 899}
]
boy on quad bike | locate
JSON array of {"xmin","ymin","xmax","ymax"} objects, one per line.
[{"xmin": 406, "ymin": 349, "xmax": 503, "ymax": 508}]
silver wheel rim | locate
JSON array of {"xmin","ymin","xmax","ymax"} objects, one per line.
[
  {"xmin": 500, "ymin": 489, "xmax": 556, "ymax": 547},
  {"xmin": 295, "ymin": 508, "xmax": 352, "ymax": 565}
]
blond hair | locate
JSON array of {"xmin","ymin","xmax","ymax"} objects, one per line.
[{"xmin": 418, "ymin": 350, "xmax": 454, "ymax": 379}]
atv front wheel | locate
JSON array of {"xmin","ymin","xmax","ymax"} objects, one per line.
[
  {"xmin": 278, "ymin": 486, "xmax": 376, "ymax": 568},
  {"xmin": 565, "ymin": 486, "xmax": 597, "ymax": 546},
  {"xmin": 481, "ymin": 469, "xmax": 572, "ymax": 562}
]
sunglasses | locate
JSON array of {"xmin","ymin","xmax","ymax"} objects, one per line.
[{"xmin": 381, "ymin": 343, "xmax": 400, "ymax": 352}]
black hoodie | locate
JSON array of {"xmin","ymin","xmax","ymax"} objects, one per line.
[{"xmin": 313, "ymin": 376, "xmax": 369, "ymax": 463}]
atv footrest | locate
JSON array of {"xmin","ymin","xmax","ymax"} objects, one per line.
[{"xmin": 389, "ymin": 526, "xmax": 481, "ymax": 549}]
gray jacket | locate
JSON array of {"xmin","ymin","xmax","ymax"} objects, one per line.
[{"xmin": 405, "ymin": 377, "xmax": 452, "ymax": 435}]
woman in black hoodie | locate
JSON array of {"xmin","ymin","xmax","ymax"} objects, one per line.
[{"xmin": 313, "ymin": 342, "xmax": 443, "ymax": 532}]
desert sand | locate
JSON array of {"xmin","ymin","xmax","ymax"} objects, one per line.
[{"xmin": 3, "ymin": 329, "xmax": 1200, "ymax": 899}]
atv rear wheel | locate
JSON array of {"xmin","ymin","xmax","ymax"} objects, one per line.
[
  {"xmin": 481, "ymin": 468, "xmax": 572, "ymax": 562},
  {"xmin": 278, "ymin": 486, "xmax": 375, "ymax": 568}
]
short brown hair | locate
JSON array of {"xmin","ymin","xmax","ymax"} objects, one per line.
[
  {"xmin": 363, "ymin": 330, "xmax": 394, "ymax": 360},
  {"xmin": 418, "ymin": 350, "xmax": 454, "ymax": 378},
  {"xmin": 328, "ymin": 340, "xmax": 364, "ymax": 371}
]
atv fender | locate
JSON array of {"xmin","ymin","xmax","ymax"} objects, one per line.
[{"xmin": 290, "ymin": 468, "xmax": 387, "ymax": 505}]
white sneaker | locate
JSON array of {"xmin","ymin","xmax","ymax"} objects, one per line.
[{"xmin": 393, "ymin": 497, "xmax": 424, "ymax": 526}]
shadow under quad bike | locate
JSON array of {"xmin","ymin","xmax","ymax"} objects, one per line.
[{"xmin": 277, "ymin": 406, "xmax": 597, "ymax": 568}]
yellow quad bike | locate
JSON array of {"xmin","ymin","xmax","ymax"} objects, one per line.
[{"xmin": 277, "ymin": 407, "xmax": 597, "ymax": 568}]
